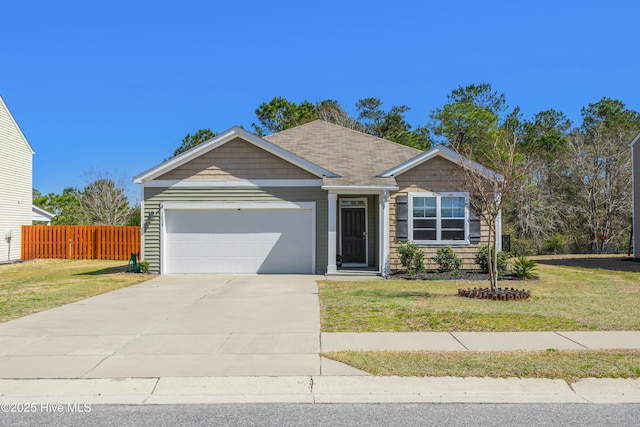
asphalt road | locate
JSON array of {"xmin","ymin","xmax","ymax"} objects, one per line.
[{"xmin": 3, "ymin": 403, "xmax": 640, "ymax": 427}]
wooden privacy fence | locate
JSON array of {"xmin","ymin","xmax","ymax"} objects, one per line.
[{"xmin": 22, "ymin": 225, "xmax": 140, "ymax": 261}]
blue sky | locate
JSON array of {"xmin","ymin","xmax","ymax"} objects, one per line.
[{"xmin": 2, "ymin": 1, "xmax": 639, "ymax": 202}]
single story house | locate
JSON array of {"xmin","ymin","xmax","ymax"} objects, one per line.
[{"xmin": 133, "ymin": 120, "xmax": 501, "ymax": 275}]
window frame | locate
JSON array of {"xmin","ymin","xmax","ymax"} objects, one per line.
[{"xmin": 408, "ymin": 191, "xmax": 469, "ymax": 245}]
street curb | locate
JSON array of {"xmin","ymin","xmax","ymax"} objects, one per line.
[{"xmin": 1, "ymin": 376, "xmax": 639, "ymax": 404}]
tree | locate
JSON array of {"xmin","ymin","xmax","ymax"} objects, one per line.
[
  {"xmin": 508, "ymin": 110, "xmax": 573, "ymax": 253},
  {"xmin": 316, "ymin": 99, "xmax": 364, "ymax": 131},
  {"xmin": 78, "ymin": 178, "xmax": 131, "ymax": 225},
  {"xmin": 354, "ymin": 98, "xmax": 432, "ymax": 149},
  {"xmin": 252, "ymin": 96, "xmax": 432, "ymax": 149},
  {"xmin": 454, "ymin": 128, "xmax": 525, "ymax": 290},
  {"xmin": 564, "ymin": 98, "xmax": 640, "ymax": 252},
  {"xmin": 127, "ymin": 204, "xmax": 141, "ymax": 226},
  {"xmin": 171, "ymin": 128, "xmax": 217, "ymax": 158},
  {"xmin": 33, "ymin": 187, "xmax": 85, "ymax": 225},
  {"xmin": 252, "ymin": 97, "xmax": 318, "ymax": 136},
  {"xmin": 521, "ymin": 109, "xmax": 572, "ymax": 158},
  {"xmin": 431, "ymin": 83, "xmax": 524, "ymax": 289},
  {"xmin": 389, "ymin": 125, "xmax": 432, "ymax": 151},
  {"xmin": 429, "ymin": 83, "xmax": 507, "ymax": 148},
  {"xmin": 34, "ymin": 179, "xmax": 137, "ymax": 226},
  {"xmin": 32, "ymin": 189, "xmax": 43, "ymax": 205}
]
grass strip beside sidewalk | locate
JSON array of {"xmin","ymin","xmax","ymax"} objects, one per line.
[{"xmin": 323, "ymin": 349, "xmax": 640, "ymax": 381}]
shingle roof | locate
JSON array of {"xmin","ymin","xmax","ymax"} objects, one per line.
[{"xmin": 264, "ymin": 120, "xmax": 422, "ymax": 187}]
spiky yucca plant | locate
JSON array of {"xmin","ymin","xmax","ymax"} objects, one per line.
[{"xmin": 512, "ymin": 256, "xmax": 538, "ymax": 279}]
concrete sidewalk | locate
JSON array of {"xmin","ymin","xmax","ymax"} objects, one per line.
[
  {"xmin": 321, "ymin": 331, "xmax": 640, "ymax": 352},
  {"xmin": 2, "ymin": 330, "xmax": 640, "ymax": 404}
]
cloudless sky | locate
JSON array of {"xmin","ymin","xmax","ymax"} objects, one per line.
[{"xmin": 2, "ymin": 0, "xmax": 639, "ymax": 202}]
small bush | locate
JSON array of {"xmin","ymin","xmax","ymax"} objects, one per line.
[
  {"xmin": 511, "ymin": 256, "xmax": 538, "ymax": 279},
  {"xmin": 433, "ymin": 246, "xmax": 462, "ymax": 273},
  {"xmin": 139, "ymin": 260, "xmax": 150, "ymax": 273},
  {"xmin": 475, "ymin": 245, "xmax": 509, "ymax": 273},
  {"xmin": 396, "ymin": 242, "xmax": 425, "ymax": 276},
  {"xmin": 543, "ymin": 233, "xmax": 568, "ymax": 254},
  {"xmin": 510, "ymin": 236, "xmax": 536, "ymax": 256}
]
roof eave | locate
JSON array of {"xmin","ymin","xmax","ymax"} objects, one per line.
[
  {"xmin": 32, "ymin": 205, "xmax": 55, "ymax": 219},
  {"xmin": 379, "ymin": 145, "xmax": 504, "ymax": 182},
  {"xmin": 321, "ymin": 184, "xmax": 400, "ymax": 191},
  {"xmin": 133, "ymin": 126, "xmax": 338, "ymax": 184}
]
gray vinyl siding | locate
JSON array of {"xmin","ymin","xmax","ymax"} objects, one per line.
[
  {"xmin": 142, "ymin": 186, "xmax": 328, "ymax": 273},
  {"xmin": 0, "ymin": 100, "xmax": 33, "ymax": 262},
  {"xmin": 391, "ymin": 156, "xmax": 489, "ymax": 270}
]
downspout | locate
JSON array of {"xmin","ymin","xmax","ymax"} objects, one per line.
[
  {"xmin": 159, "ymin": 203, "xmax": 164, "ymax": 274},
  {"xmin": 381, "ymin": 190, "xmax": 391, "ymax": 278}
]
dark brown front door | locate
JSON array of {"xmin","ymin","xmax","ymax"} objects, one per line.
[{"xmin": 341, "ymin": 208, "xmax": 366, "ymax": 263}]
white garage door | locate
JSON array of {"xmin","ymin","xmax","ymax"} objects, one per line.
[{"xmin": 163, "ymin": 205, "xmax": 314, "ymax": 274}]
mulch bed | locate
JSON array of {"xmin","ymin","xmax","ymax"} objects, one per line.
[{"xmin": 457, "ymin": 287, "xmax": 531, "ymax": 300}]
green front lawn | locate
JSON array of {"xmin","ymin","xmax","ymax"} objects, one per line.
[
  {"xmin": 0, "ymin": 259, "xmax": 153, "ymax": 323},
  {"xmin": 320, "ymin": 260, "xmax": 640, "ymax": 332}
]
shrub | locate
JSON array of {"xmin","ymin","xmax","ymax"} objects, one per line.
[
  {"xmin": 510, "ymin": 236, "xmax": 536, "ymax": 256},
  {"xmin": 543, "ymin": 233, "xmax": 568, "ymax": 254},
  {"xmin": 433, "ymin": 246, "xmax": 462, "ymax": 273},
  {"xmin": 396, "ymin": 242, "xmax": 425, "ymax": 276},
  {"xmin": 139, "ymin": 260, "xmax": 150, "ymax": 273},
  {"xmin": 511, "ymin": 256, "xmax": 538, "ymax": 279},
  {"xmin": 475, "ymin": 245, "xmax": 509, "ymax": 273}
]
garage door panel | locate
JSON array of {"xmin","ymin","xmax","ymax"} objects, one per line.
[{"xmin": 164, "ymin": 208, "xmax": 313, "ymax": 274}]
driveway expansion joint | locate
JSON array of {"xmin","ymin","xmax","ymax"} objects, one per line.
[
  {"xmin": 449, "ymin": 332, "xmax": 470, "ymax": 350},
  {"xmin": 554, "ymin": 332, "xmax": 590, "ymax": 349}
]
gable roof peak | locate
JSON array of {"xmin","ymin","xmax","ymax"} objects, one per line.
[
  {"xmin": 133, "ymin": 125, "xmax": 336, "ymax": 184},
  {"xmin": 379, "ymin": 144, "xmax": 503, "ymax": 182},
  {"xmin": 0, "ymin": 96, "xmax": 35, "ymax": 155}
]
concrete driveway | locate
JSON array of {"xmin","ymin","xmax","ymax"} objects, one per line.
[{"xmin": 0, "ymin": 275, "xmax": 328, "ymax": 378}]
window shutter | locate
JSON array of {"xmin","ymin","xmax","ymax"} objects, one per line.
[
  {"xmin": 469, "ymin": 196, "xmax": 481, "ymax": 242},
  {"xmin": 396, "ymin": 195, "xmax": 408, "ymax": 242}
]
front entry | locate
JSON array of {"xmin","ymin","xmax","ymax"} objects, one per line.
[{"xmin": 340, "ymin": 199, "xmax": 367, "ymax": 265}]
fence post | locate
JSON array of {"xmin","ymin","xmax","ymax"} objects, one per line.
[
  {"xmin": 21, "ymin": 226, "xmax": 26, "ymax": 260},
  {"xmin": 67, "ymin": 225, "xmax": 71, "ymax": 259}
]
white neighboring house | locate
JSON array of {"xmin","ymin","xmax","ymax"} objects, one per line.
[
  {"xmin": 0, "ymin": 96, "xmax": 34, "ymax": 262},
  {"xmin": 32, "ymin": 205, "xmax": 54, "ymax": 224}
]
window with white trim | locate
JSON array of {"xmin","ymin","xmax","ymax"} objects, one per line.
[{"xmin": 409, "ymin": 192, "xmax": 468, "ymax": 243}]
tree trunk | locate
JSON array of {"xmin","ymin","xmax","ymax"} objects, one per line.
[{"xmin": 487, "ymin": 223, "xmax": 498, "ymax": 291}]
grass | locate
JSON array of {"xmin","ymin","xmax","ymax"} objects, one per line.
[
  {"xmin": 323, "ymin": 349, "xmax": 640, "ymax": 381},
  {"xmin": 0, "ymin": 259, "xmax": 153, "ymax": 323},
  {"xmin": 319, "ymin": 261, "xmax": 640, "ymax": 332}
]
